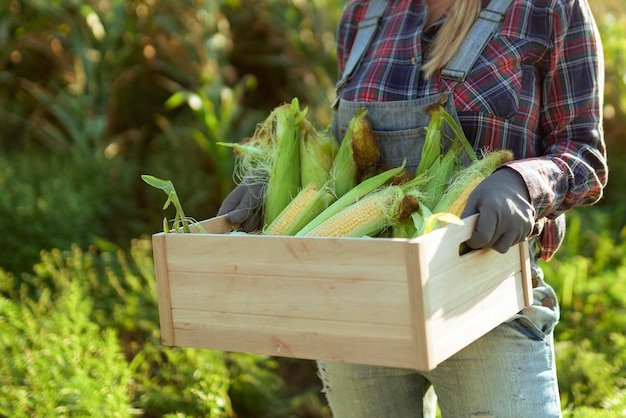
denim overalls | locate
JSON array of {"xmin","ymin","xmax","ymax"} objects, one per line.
[{"xmin": 318, "ymin": 1, "xmax": 562, "ymax": 416}]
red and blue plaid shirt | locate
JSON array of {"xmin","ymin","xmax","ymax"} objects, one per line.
[{"xmin": 337, "ymin": 0, "xmax": 608, "ymax": 260}]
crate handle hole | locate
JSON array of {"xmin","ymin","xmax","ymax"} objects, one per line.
[{"xmin": 458, "ymin": 241, "xmax": 474, "ymax": 257}]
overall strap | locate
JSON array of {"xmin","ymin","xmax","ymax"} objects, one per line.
[
  {"xmin": 440, "ymin": 0, "xmax": 515, "ymax": 82},
  {"xmin": 332, "ymin": 0, "xmax": 388, "ymax": 109}
]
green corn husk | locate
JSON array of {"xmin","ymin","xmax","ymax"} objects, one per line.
[
  {"xmin": 217, "ymin": 111, "xmax": 276, "ymax": 183},
  {"xmin": 420, "ymin": 148, "xmax": 457, "ymax": 209},
  {"xmin": 440, "ymin": 107, "xmax": 478, "ymax": 164},
  {"xmin": 331, "ymin": 108, "xmax": 380, "ymax": 198},
  {"xmin": 414, "ymin": 105, "xmax": 478, "ymax": 183},
  {"xmin": 263, "ymin": 98, "xmax": 306, "ymax": 227},
  {"xmin": 300, "ymin": 121, "xmax": 338, "ymax": 189},
  {"xmin": 416, "ymin": 107, "xmax": 444, "ymax": 177},
  {"xmin": 396, "ymin": 202, "xmax": 432, "ymax": 238},
  {"xmin": 390, "ymin": 186, "xmax": 427, "ymax": 238}
]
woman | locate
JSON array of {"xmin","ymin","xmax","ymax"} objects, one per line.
[{"xmin": 219, "ymin": 0, "xmax": 608, "ymax": 415}]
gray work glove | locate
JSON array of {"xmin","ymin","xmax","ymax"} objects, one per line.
[
  {"xmin": 217, "ymin": 182, "xmax": 264, "ymax": 232},
  {"xmin": 460, "ymin": 167, "xmax": 535, "ymax": 254}
]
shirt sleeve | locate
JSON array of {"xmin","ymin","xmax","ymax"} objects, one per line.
[{"xmin": 505, "ymin": 0, "xmax": 608, "ymax": 220}]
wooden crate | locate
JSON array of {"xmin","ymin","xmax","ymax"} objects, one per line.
[{"xmin": 152, "ymin": 214, "xmax": 532, "ymax": 371}]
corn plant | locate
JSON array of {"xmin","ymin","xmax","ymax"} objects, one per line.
[{"xmin": 141, "ymin": 174, "xmax": 205, "ymax": 234}]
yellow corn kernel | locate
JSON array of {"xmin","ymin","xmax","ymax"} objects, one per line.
[
  {"xmin": 264, "ymin": 184, "xmax": 320, "ymax": 235},
  {"xmin": 305, "ymin": 186, "xmax": 412, "ymax": 238},
  {"xmin": 264, "ymin": 184, "xmax": 334, "ymax": 236},
  {"xmin": 421, "ymin": 149, "xmax": 456, "ymax": 209},
  {"xmin": 306, "ymin": 194, "xmax": 386, "ymax": 237},
  {"xmin": 445, "ymin": 174, "xmax": 484, "ymax": 217}
]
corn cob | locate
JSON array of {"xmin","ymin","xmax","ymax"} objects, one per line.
[
  {"xmin": 264, "ymin": 183, "xmax": 334, "ymax": 236},
  {"xmin": 295, "ymin": 164, "xmax": 405, "ymax": 236},
  {"xmin": 300, "ymin": 120, "xmax": 338, "ymax": 189},
  {"xmin": 432, "ymin": 149, "xmax": 515, "ymax": 215},
  {"xmin": 445, "ymin": 175, "xmax": 484, "ymax": 217},
  {"xmin": 350, "ymin": 110, "xmax": 380, "ymax": 179},
  {"xmin": 416, "ymin": 107, "xmax": 444, "ymax": 176},
  {"xmin": 414, "ymin": 105, "xmax": 477, "ymax": 181},
  {"xmin": 263, "ymin": 99, "xmax": 306, "ymax": 228},
  {"xmin": 396, "ymin": 191, "xmax": 421, "ymax": 226},
  {"xmin": 389, "ymin": 176, "xmax": 430, "ymax": 238},
  {"xmin": 331, "ymin": 109, "xmax": 380, "ymax": 198},
  {"xmin": 305, "ymin": 185, "xmax": 418, "ymax": 237}
]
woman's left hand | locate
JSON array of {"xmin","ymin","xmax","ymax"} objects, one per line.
[{"xmin": 461, "ymin": 167, "xmax": 535, "ymax": 253}]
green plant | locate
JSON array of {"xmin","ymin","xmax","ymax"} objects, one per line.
[
  {"xmin": 130, "ymin": 344, "xmax": 233, "ymax": 417},
  {"xmin": 8, "ymin": 238, "xmax": 235, "ymax": 416},
  {"xmin": 0, "ymin": 0, "xmax": 245, "ymax": 250},
  {"xmin": 0, "ymin": 270, "xmax": 133, "ymax": 417},
  {"xmin": 222, "ymin": 0, "xmax": 342, "ymax": 126},
  {"xmin": 141, "ymin": 175, "xmax": 204, "ymax": 233},
  {"xmin": 0, "ymin": 0, "xmax": 203, "ymax": 153},
  {"xmin": 226, "ymin": 354, "xmax": 295, "ymax": 418},
  {"xmin": 0, "ymin": 152, "xmax": 114, "ymax": 275}
]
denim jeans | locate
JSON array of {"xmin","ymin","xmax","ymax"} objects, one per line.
[{"xmin": 317, "ymin": 265, "xmax": 562, "ymax": 418}]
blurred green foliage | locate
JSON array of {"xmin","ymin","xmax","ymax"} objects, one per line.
[
  {"xmin": 0, "ymin": 0, "xmax": 624, "ymax": 416},
  {"xmin": 591, "ymin": 1, "xmax": 626, "ymax": 208},
  {"xmin": 541, "ymin": 206, "xmax": 626, "ymax": 415},
  {"xmin": 0, "ymin": 267, "xmax": 133, "ymax": 417}
]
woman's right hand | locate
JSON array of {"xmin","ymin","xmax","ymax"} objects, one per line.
[{"xmin": 217, "ymin": 182, "xmax": 264, "ymax": 232}]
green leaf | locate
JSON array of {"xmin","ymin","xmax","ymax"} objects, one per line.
[
  {"xmin": 141, "ymin": 175, "xmax": 173, "ymax": 191},
  {"xmin": 142, "ymin": 175, "xmax": 192, "ymax": 233},
  {"xmin": 440, "ymin": 108, "xmax": 478, "ymax": 162}
]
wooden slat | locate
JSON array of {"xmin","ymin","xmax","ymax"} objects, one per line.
[
  {"xmin": 164, "ymin": 233, "xmax": 408, "ymax": 282},
  {"xmin": 192, "ymin": 215, "xmax": 233, "ymax": 233},
  {"xmin": 429, "ymin": 273, "xmax": 527, "ymax": 365},
  {"xmin": 404, "ymin": 237, "xmax": 433, "ymax": 370},
  {"xmin": 171, "ymin": 309, "xmax": 416, "ymax": 369},
  {"xmin": 152, "ymin": 233, "xmax": 175, "ymax": 345},
  {"xmin": 169, "ymin": 272, "xmax": 411, "ymax": 326},
  {"xmin": 423, "ymin": 247, "xmax": 521, "ymax": 320},
  {"xmin": 519, "ymin": 241, "xmax": 534, "ymax": 305},
  {"xmin": 411, "ymin": 214, "xmax": 479, "ymax": 275}
]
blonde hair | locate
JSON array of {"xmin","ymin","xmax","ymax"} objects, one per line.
[{"xmin": 421, "ymin": 0, "xmax": 482, "ymax": 79}]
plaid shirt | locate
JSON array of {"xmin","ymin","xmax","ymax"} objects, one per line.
[{"xmin": 337, "ymin": 0, "xmax": 608, "ymax": 260}]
